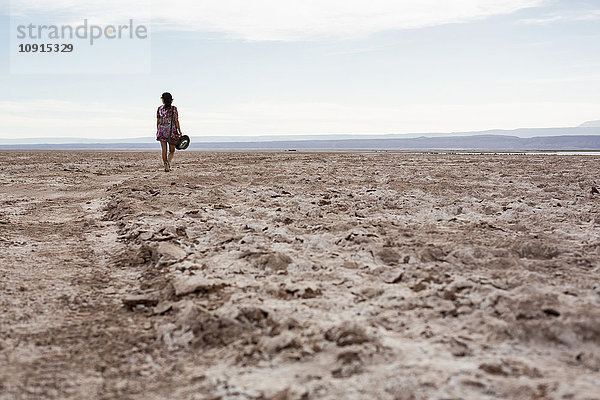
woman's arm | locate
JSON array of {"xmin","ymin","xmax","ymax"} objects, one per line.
[
  {"xmin": 174, "ymin": 107, "xmax": 182, "ymax": 133},
  {"xmin": 156, "ymin": 106, "xmax": 160, "ymax": 130}
]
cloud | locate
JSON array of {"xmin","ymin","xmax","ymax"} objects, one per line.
[
  {"xmin": 517, "ymin": 15, "xmax": 563, "ymax": 24},
  {"xmin": 1, "ymin": 99, "xmax": 599, "ymax": 139},
  {"xmin": 530, "ymin": 74, "xmax": 600, "ymax": 84},
  {"xmin": 9, "ymin": 0, "xmax": 545, "ymax": 41},
  {"xmin": 0, "ymin": 100, "xmax": 152, "ymax": 138},
  {"xmin": 9, "ymin": 0, "xmax": 151, "ymax": 20},
  {"xmin": 518, "ymin": 9, "xmax": 600, "ymax": 24}
]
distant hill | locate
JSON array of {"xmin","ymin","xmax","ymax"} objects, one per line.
[
  {"xmin": 580, "ymin": 120, "xmax": 600, "ymax": 128},
  {"xmin": 4, "ymin": 124, "xmax": 600, "ymax": 150},
  {"xmin": 4, "ymin": 125, "xmax": 600, "ymax": 146},
  {"xmin": 2, "ymin": 134, "xmax": 600, "ymax": 151}
]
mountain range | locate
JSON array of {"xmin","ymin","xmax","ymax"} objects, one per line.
[{"xmin": 3, "ymin": 123, "xmax": 600, "ymax": 151}]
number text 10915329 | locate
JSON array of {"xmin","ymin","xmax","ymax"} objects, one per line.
[{"xmin": 18, "ymin": 44, "xmax": 74, "ymax": 53}]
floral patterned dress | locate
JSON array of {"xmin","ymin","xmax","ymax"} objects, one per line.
[{"xmin": 156, "ymin": 105, "xmax": 179, "ymax": 143}]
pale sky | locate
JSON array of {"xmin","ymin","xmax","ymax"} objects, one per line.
[{"xmin": 1, "ymin": 0, "xmax": 599, "ymax": 139}]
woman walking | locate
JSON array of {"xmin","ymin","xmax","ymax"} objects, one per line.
[{"xmin": 156, "ymin": 92, "xmax": 182, "ymax": 172}]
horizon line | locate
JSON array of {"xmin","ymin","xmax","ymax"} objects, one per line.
[{"xmin": 3, "ymin": 125, "xmax": 600, "ymax": 144}]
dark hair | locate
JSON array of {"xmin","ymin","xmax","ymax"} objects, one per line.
[{"xmin": 161, "ymin": 92, "xmax": 173, "ymax": 109}]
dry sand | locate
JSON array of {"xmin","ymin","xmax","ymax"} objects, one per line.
[{"xmin": 1, "ymin": 151, "xmax": 599, "ymax": 400}]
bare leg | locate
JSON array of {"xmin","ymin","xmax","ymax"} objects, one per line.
[
  {"xmin": 168, "ymin": 144, "xmax": 175, "ymax": 164},
  {"xmin": 161, "ymin": 142, "xmax": 170, "ymax": 171},
  {"xmin": 161, "ymin": 141, "xmax": 168, "ymax": 163}
]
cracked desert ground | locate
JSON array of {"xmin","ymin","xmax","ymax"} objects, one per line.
[{"xmin": 1, "ymin": 151, "xmax": 599, "ymax": 400}]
